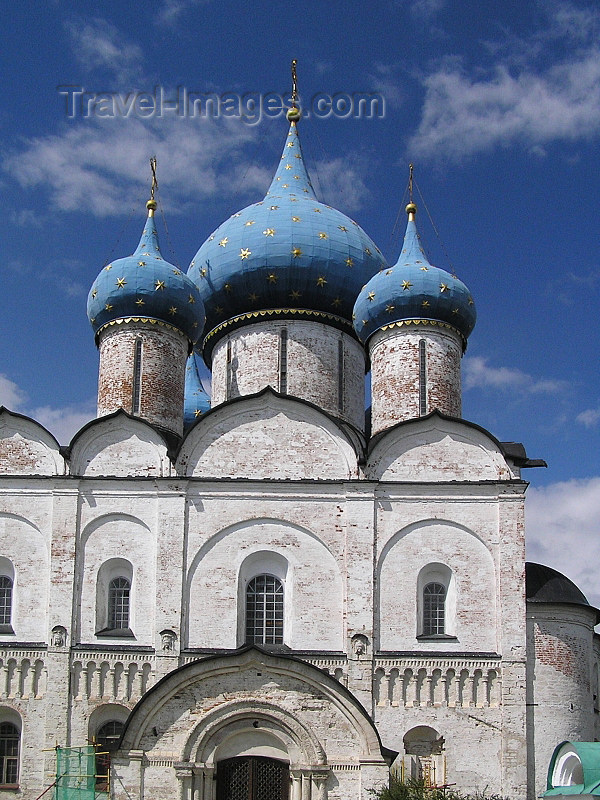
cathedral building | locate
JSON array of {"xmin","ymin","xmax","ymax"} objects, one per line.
[{"xmin": 0, "ymin": 104, "xmax": 598, "ymax": 800}]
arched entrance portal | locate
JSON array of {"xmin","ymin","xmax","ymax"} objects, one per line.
[{"xmin": 216, "ymin": 756, "xmax": 289, "ymax": 800}]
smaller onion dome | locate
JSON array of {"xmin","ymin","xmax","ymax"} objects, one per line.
[
  {"xmin": 184, "ymin": 352, "xmax": 211, "ymax": 429},
  {"xmin": 87, "ymin": 200, "xmax": 205, "ymax": 345},
  {"xmin": 353, "ymin": 202, "xmax": 476, "ymax": 350}
]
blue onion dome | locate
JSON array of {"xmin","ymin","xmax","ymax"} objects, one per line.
[
  {"xmin": 184, "ymin": 351, "xmax": 211, "ymax": 428},
  {"xmin": 188, "ymin": 117, "xmax": 386, "ymax": 359},
  {"xmin": 353, "ymin": 202, "xmax": 476, "ymax": 350},
  {"xmin": 87, "ymin": 199, "xmax": 205, "ymax": 346}
]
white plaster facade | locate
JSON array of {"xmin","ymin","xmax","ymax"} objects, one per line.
[{"xmin": 0, "ymin": 375, "xmax": 596, "ymax": 800}]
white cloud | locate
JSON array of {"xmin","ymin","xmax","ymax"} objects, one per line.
[
  {"xmin": 156, "ymin": 0, "xmax": 208, "ymax": 27},
  {"xmin": 65, "ymin": 18, "xmax": 144, "ymax": 83},
  {"xmin": 312, "ymin": 157, "xmax": 371, "ymax": 214},
  {"xmin": 576, "ymin": 407, "xmax": 600, "ymax": 428},
  {"xmin": 463, "ymin": 356, "xmax": 566, "ymax": 394},
  {"xmin": 0, "ymin": 374, "xmax": 95, "ymax": 444},
  {"xmin": 30, "ymin": 402, "xmax": 97, "ymax": 444},
  {"xmin": 0, "ymin": 375, "xmax": 28, "ymax": 411},
  {"xmin": 408, "ymin": 4, "xmax": 600, "ymax": 161},
  {"xmin": 526, "ymin": 477, "xmax": 600, "ymax": 608},
  {"xmin": 3, "ymin": 116, "xmax": 269, "ymax": 217}
]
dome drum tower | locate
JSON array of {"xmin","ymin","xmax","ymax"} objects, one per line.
[{"xmin": 210, "ymin": 319, "xmax": 367, "ymax": 430}]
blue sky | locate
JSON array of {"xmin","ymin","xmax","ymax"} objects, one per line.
[{"xmin": 2, "ymin": 0, "xmax": 600, "ymax": 601}]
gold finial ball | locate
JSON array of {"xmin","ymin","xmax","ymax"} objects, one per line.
[
  {"xmin": 146, "ymin": 199, "xmax": 158, "ymax": 211},
  {"xmin": 405, "ymin": 202, "xmax": 417, "ymax": 215},
  {"xmin": 286, "ymin": 106, "xmax": 301, "ymax": 123}
]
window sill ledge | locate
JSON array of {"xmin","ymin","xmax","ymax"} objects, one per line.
[
  {"xmin": 416, "ymin": 634, "xmax": 458, "ymax": 642},
  {"xmin": 95, "ymin": 628, "xmax": 135, "ymax": 639}
]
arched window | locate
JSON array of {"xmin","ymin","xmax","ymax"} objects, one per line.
[
  {"xmin": 423, "ymin": 582, "xmax": 446, "ymax": 636},
  {"xmin": 108, "ymin": 578, "xmax": 130, "ymax": 631},
  {"xmin": 245, "ymin": 574, "xmax": 284, "ymax": 645},
  {"xmin": 0, "ymin": 722, "xmax": 19, "ymax": 786},
  {"xmin": 95, "ymin": 720, "xmax": 125, "ymax": 791},
  {"xmin": 96, "ymin": 559, "xmax": 134, "ymax": 638},
  {"xmin": 0, "ymin": 578, "xmax": 13, "ymax": 628}
]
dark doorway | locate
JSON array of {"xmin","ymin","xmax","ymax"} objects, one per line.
[{"xmin": 216, "ymin": 756, "xmax": 289, "ymax": 800}]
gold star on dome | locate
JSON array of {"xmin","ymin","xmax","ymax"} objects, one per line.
[
  {"xmin": 314, "ymin": 208, "xmax": 321, "ymax": 213},
  {"xmin": 168, "ymin": 306, "xmax": 177, "ymax": 315},
  {"xmin": 173, "ymin": 269, "xmax": 181, "ymax": 275},
  {"xmin": 116, "ymin": 277, "xmax": 126, "ymax": 288},
  {"xmin": 291, "ymin": 248, "xmax": 302, "ymax": 258},
  {"xmin": 294, "ymin": 175, "xmax": 300, "ymax": 179},
  {"xmin": 138, "ymin": 260, "xmax": 146, "ymax": 267},
  {"xmin": 365, "ymin": 248, "xmax": 372, "ymax": 255},
  {"xmin": 188, "ymin": 295, "xmax": 196, "ymax": 303},
  {"xmin": 135, "ymin": 298, "xmax": 144, "ymax": 306},
  {"xmin": 232, "ymin": 213, "xmax": 241, "ymax": 218},
  {"xmin": 155, "ymin": 280, "xmax": 165, "ymax": 291},
  {"xmin": 200, "ymin": 268, "xmax": 207, "ymax": 277},
  {"xmin": 105, "ymin": 303, "xmax": 113, "ymax": 311},
  {"xmin": 452, "ymin": 308, "xmax": 459, "ymax": 314},
  {"xmin": 362, "ymin": 319, "xmax": 368, "ymax": 325},
  {"xmin": 245, "ymin": 220, "xmax": 255, "ymax": 226},
  {"xmin": 352, "ymin": 312, "xmax": 356, "ymax": 321},
  {"xmin": 90, "ymin": 317, "xmax": 96, "ymax": 324},
  {"xmin": 302, "ymin": 188, "xmax": 309, "ymax": 193},
  {"xmin": 292, "ymin": 216, "xmax": 301, "ymax": 222},
  {"xmin": 468, "ymin": 296, "xmax": 474, "ymax": 305},
  {"xmin": 208, "ymin": 236, "xmax": 214, "ymax": 242},
  {"xmin": 402, "ymin": 280, "xmax": 413, "ymax": 290},
  {"xmin": 91, "ymin": 288, "xmax": 98, "ymax": 298},
  {"xmin": 385, "ymin": 269, "xmax": 393, "ymax": 275},
  {"xmin": 338, "ymin": 225, "xmax": 348, "ymax": 232},
  {"xmin": 282, "ymin": 184, "xmax": 289, "ymax": 188},
  {"xmin": 285, "ymin": 164, "xmax": 292, "ymax": 170},
  {"xmin": 440, "ymin": 283, "xmax": 449, "ymax": 292},
  {"xmin": 294, "ymin": 154, "xmax": 301, "ymax": 158},
  {"xmin": 190, "ymin": 260, "xmax": 195, "ymax": 267},
  {"xmin": 104, "ymin": 264, "xmax": 112, "ymax": 271},
  {"xmin": 224, "ymin": 283, "xmax": 232, "ymax": 292},
  {"xmin": 276, "ymin": 177, "xmax": 281, "ymax": 181},
  {"xmin": 290, "ymin": 198, "xmax": 299, "ymax": 202},
  {"xmin": 422, "ymin": 299, "xmax": 430, "ymax": 308},
  {"xmin": 215, "ymin": 305, "xmax": 224, "ymax": 315},
  {"xmin": 290, "ymin": 290, "xmax": 301, "ymax": 301},
  {"xmin": 420, "ymin": 266, "xmax": 429, "ymax": 271},
  {"xmin": 318, "ymin": 232, "xmax": 328, "ymax": 239},
  {"xmin": 143, "ymin": 252, "xmax": 152, "ymax": 257},
  {"xmin": 263, "ymin": 228, "xmax": 276, "ymax": 236},
  {"xmin": 386, "ymin": 304, "xmax": 395, "ymax": 313},
  {"xmin": 270, "ymin": 205, "xmax": 279, "ymax": 210},
  {"xmin": 367, "ymin": 291, "xmax": 375, "ymax": 301},
  {"xmin": 248, "ymin": 292, "xmax": 259, "ymax": 302},
  {"xmin": 219, "ymin": 237, "xmax": 228, "ymax": 247},
  {"xmin": 267, "ymin": 273, "xmax": 278, "ymax": 283},
  {"xmin": 287, "ymin": 141, "xmax": 294, "ymax": 147},
  {"xmin": 332, "ymin": 297, "xmax": 342, "ymax": 307},
  {"xmin": 345, "ymin": 258, "xmax": 354, "ymax": 268},
  {"xmin": 317, "ymin": 276, "xmax": 327, "ymax": 287},
  {"xmin": 240, "ymin": 248, "xmax": 251, "ymax": 259},
  {"xmin": 194, "ymin": 409, "xmax": 203, "ymax": 418}
]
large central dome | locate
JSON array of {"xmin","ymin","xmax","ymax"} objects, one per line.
[{"xmin": 188, "ymin": 119, "xmax": 386, "ymax": 360}]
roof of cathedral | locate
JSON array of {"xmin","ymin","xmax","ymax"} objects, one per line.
[
  {"xmin": 87, "ymin": 201, "xmax": 205, "ymax": 345},
  {"xmin": 183, "ymin": 352, "xmax": 211, "ymax": 429},
  {"xmin": 353, "ymin": 202, "xmax": 476, "ymax": 350},
  {"xmin": 526, "ymin": 562, "xmax": 598, "ymax": 617},
  {"xmin": 188, "ymin": 117, "xmax": 386, "ymax": 360}
]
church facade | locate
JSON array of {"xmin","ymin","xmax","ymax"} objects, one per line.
[{"xmin": 0, "ymin": 109, "xmax": 598, "ymax": 800}]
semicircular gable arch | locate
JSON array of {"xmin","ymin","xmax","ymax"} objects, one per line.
[
  {"xmin": 0, "ymin": 408, "xmax": 64, "ymax": 476},
  {"xmin": 367, "ymin": 413, "xmax": 514, "ymax": 482},
  {"xmin": 176, "ymin": 390, "xmax": 359, "ymax": 480},
  {"xmin": 68, "ymin": 412, "xmax": 170, "ymax": 477}
]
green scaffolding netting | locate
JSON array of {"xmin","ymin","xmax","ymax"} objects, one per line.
[{"xmin": 54, "ymin": 746, "xmax": 108, "ymax": 800}]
